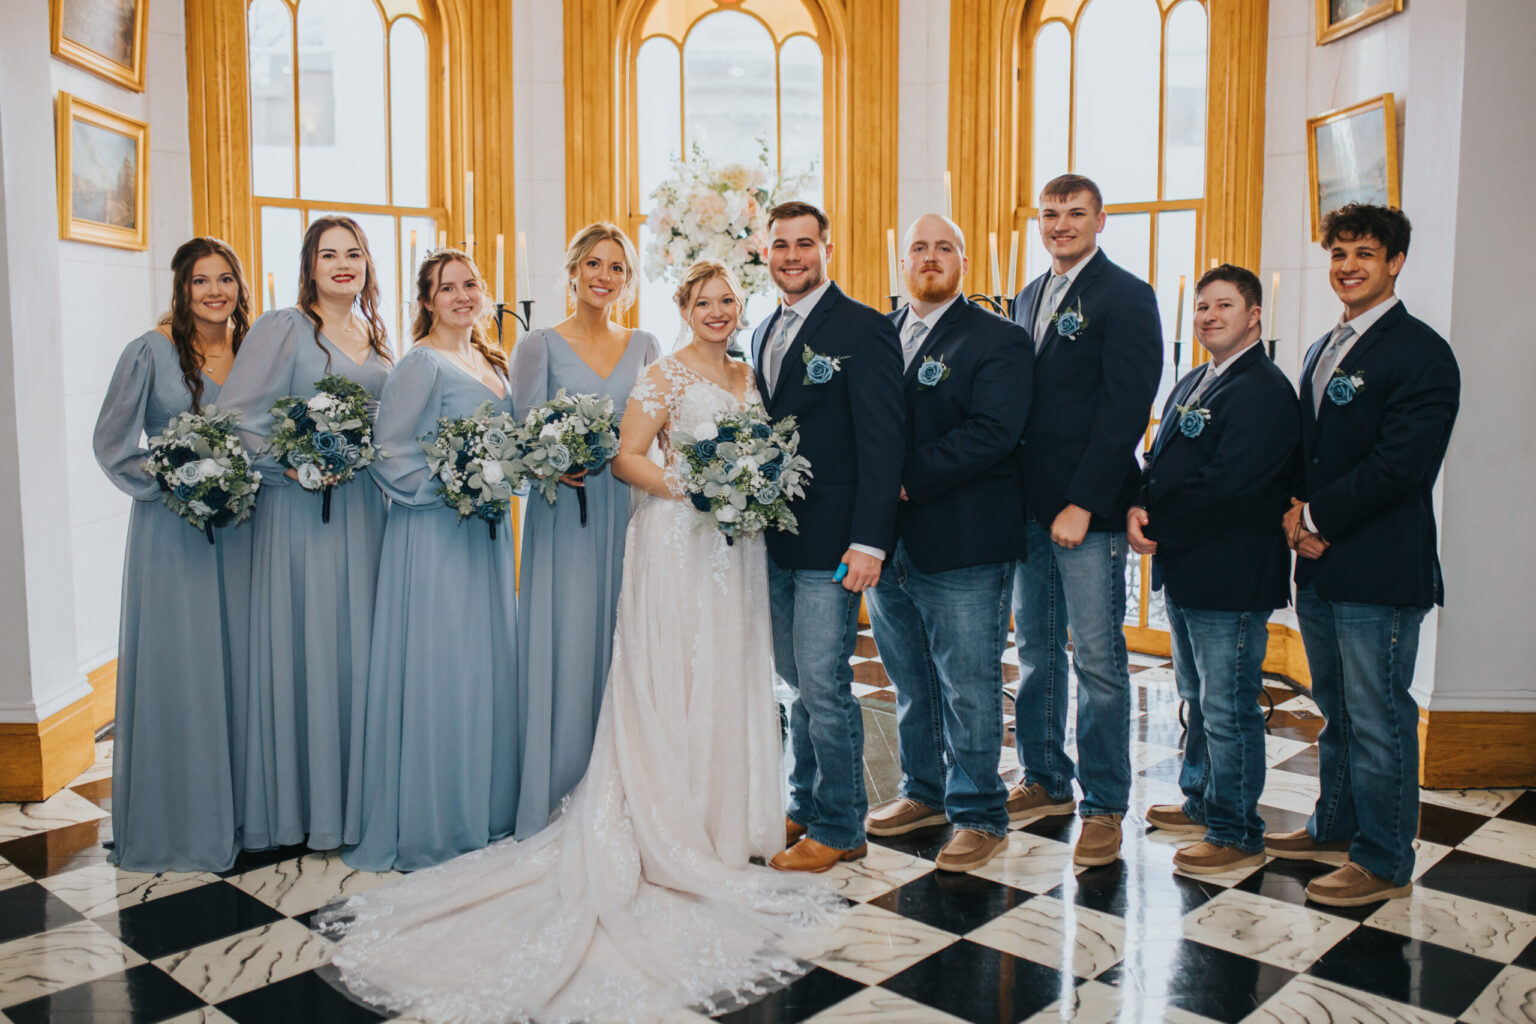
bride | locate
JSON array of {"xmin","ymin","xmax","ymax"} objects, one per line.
[{"xmin": 318, "ymin": 259, "xmax": 844, "ymax": 1023}]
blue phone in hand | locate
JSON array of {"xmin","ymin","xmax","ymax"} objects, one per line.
[{"xmin": 833, "ymin": 563, "xmax": 849, "ymax": 583}]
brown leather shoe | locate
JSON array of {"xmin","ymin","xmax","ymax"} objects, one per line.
[
  {"xmin": 1145, "ymin": 804, "xmax": 1205, "ymax": 835},
  {"xmin": 935, "ymin": 829, "xmax": 1007, "ymax": 872},
  {"xmin": 769, "ymin": 837, "xmax": 868, "ymax": 873},
  {"xmin": 786, "ymin": 817, "xmax": 807, "ymax": 845},
  {"xmin": 1006, "ymin": 782, "xmax": 1076, "ymax": 824},
  {"xmin": 1173, "ymin": 841, "xmax": 1266, "ymax": 875},
  {"xmin": 1074, "ymin": 815, "xmax": 1123, "ymax": 867},
  {"xmin": 1305, "ymin": 862, "xmax": 1412, "ymax": 907},
  {"xmin": 866, "ymin": 798, "xmax": 947, "ymax": 837},
  {"xmin": 1264, "ymin": 827, "xmax": 1350, "ymax": 866}
]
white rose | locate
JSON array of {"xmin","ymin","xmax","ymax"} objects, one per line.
[
  {"xmin": 198, "ymin": 458, "xmax": 224, "ymax": 479},
  {"xmin": 439, "ymin": 466, "xmax": 456, "ymax": 486},
  {"xmin": 481, "ymin": 461, "xmax": 506, "ymax": 484},
  {"xmin": 715, "ymin": 505, "xmax": 738, "ymax": 523},
  {"xmin": 692, "ymin": 420, "xmax": 718, "ymax": 441},
  {"xmin": 296, "ymin": 463, "xmax": 324, "ymax": 490},
  {"xmin": 307, "ymin": 393, "xmax": 334, "ymax": 412},
  {"xmin": 539, "ymin": 423, "xmax": 561, "ymax": 440}
]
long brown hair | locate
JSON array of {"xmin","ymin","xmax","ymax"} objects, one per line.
[
  {"xmin": 296, "ymin": 215, "xmax": 392, "ymax": 365},
  {"xmin": 157, "ymin": 237, "xmax": 252, "ymax": 412},
  {"xmin": 411, "ymin": 248, "xmax": 508, "ymax": 373}
]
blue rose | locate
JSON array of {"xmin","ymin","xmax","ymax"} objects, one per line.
[
  {"xmin": 1056, "ymin": 310, "xmax": 1083, "ymax": 336},
  {"xmin": 806, "ymin": 355, "xmax": 835, "ymax": 384},
  {"xmin": 322, "ymin": 451, "xmax": 348, "ymax": 473},
  {"xmin": 174, "ymin": 482, "xmax": 195, "ymax": 501},
  {"xmin": 582, "ymin": 449, "xmax": 607, "ymax": 471},
  {"xmin": 477, "ymin": 503, "xmax": 504, "ymax": 523},
  {"xmin": 1178, "ymin": 409, "xmax": 1207, "ymax": 438},
  {"xmin": 750, "ymin": 422, "xmax": 772, "ymax": 439},
  {"xmin": 1325, "ymin": 376, "xmax": 1357, "ymax": 406},
  {"xmin": 916, "ymin": 361, "xmax": 944, "ymax": 387},
  {"xmin": 547, "ymin": 443, "xmax": 572, "ymax": 473},
  {"xmin": 313, "ymin": 432, "xmax": 341, "ymax": 454},
  {"xmin": 694, "ymin": 438, "xmax": 718, "ymax": 461},
  {"xmin": 716, "ymin": 425, "xmax": 737, "ymax": 442},
  {"xmin": 754, "ymin": 482, "xmax": 782, "ymax": 504},
  {"xmin": 760, "ymin": 461, "xmax": 782, "ymax": 482},
  {"xmin": 205, "ymin": 486, "xmax": 230, "ymax": 510},
  {"xmin": 690, "ymin": 492, "xmax": 712, "ymax": 511}
]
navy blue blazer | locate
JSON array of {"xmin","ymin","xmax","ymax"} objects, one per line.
[
  {"xmin": 1011, "ymin": 249, "xmax": 1162, "ymax": 531},
  {"xmin": 885, "ymin": 296, "xmax": 1032, "ymax": 573},
  {"xmin": 1294, "ymin": 301, "xmax": 1459, "ymax": 607},
  {"xmin": 751, "ymin": 282, "xmax": 905, "ymax": 569},
  {"xmin": 1137, "ymin": 345, "xmax": 1299, "ymax": 612}
]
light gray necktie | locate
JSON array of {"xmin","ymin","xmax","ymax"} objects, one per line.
[
  {"xmin": 1187, "ymin": 363, "xmax": 1217, "ymax": 406},
  {"xmin": 1035, "ymin": 274, "xmax": 1069, "ymax": 351},
  {"xmin": 765, "ymin": 308, "xmax": 799, "ymax": 394},
  {"xmin": 1312, "ymin": 323, "xmax": 1355, "ymax": 413},
  {"xmin": 901, "ymin": 317, "xmax": 929, "ymax": 369}
]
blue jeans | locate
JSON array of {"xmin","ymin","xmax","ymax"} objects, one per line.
[
  {"xmin": 866, "ymin": 542, "xmax": 1012, "ymax": 837},
  {"xmin": 768, "ymin": 558, "xmax": 866, "ymax": 850},
  {"xmin": 1296, "ymin": 583, "xmax": 1426, "ymax": 886},
  {"xmin": 1011, "ymin": 518, "xmax": 1132, "ymax": 818},
  {"xmin": 1166, "ymin": 599, "xmax": 1271, "ymax": 852}
]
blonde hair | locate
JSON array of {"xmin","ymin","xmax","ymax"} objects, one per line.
[
  {"xmin": 411, "ymin": 248, "xmax": 507, "ymax": 373},
  {"xmin": 563, "ymin": 222, "xmax": 639, "ymax": 314},
  {"xmin": 673, "ymin": 258, "xmax": 745, "ymax": 314}
]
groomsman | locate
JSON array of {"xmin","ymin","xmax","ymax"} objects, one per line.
[
  {"xmin": 1007, "ymin": 174, "xmax": 1162, "ymax": 866},
  {"xmin": 864, "ymin": 215, "xmax": 1033, "ymax": 872},
  {"xmin": 1268, "ymin": 204, "xmax": 1460, "ymax": 906},
  {"xmin": 754, "ymin": 201, "xmax": 905, "ymax": 873},
  {"xmin": 1128, "ymin": 265, "xmax": 1298, "ymax": 874}
]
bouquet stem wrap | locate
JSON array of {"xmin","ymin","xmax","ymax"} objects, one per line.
[
  {"xmin": 516, "ymin": 390, "xmax": 620, "ymax": 530},
  {"xmin": 264, "ymin": 374, "xmax": 386, "ymax": 525}
]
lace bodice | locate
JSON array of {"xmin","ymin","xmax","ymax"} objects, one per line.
[{"xmin": 628, "ymin": 354, "xmax": 762, "ymax": 462}]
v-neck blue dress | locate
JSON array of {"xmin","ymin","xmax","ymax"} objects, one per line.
[
  {"xmin": 342, "ymin": 346, "xmax": 521, "ymax": 871},
  {"xmin": 215, "ymin": 307, "xmax": 390, "ymax": 852},
  {"xmin": 507, "ymin": 327, "xmax": 660, "ymax": 838},
  {"xmin": 93, "ymin": 329, "xmax": 254, "ymax": 872}
]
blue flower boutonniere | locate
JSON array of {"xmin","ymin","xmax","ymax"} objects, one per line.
[
  {"xmin": 1326, "ymin": 368, "xmax": 1365, "ymax": 406},
  {"xmin": 801, "ymin": 346, "xmax": 847, "ymax": 385},
  {"xmin": 1051, "ymin": 297, "xmax": 1089, "ymax": 340},
  {"xmin": 916, "ymin": 355, "xmax": 950, "ymax": 390},
  {"xmin": 1174, "ymin": 403, "xmax": 1211, "ymax": 438}
]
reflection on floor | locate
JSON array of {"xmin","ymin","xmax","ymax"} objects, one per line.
[{"xmin": 3, "ymin": 630, "xmax": 1535, "ymax": 1023}]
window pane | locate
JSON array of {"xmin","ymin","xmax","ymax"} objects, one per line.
[
  {"xmin": 248, "ymin": 0, "xmax": 294, "ymax": 198},
  {"xmin": 312, "ymin": 212, "xmax": 399, "ymax": 351},
  {"xmin": 1163, "ymin": 1, "xmax": 1208, "ymax": 201},
  {"xmin": 298, "ymin": 0, "xmax": 387, "ymax": 203},
  {"xmin": 1153, "ymin": 209, "xmax": 1196, "ymax": 410},
  {"xmin": 779, "ymin": 34, "xmax": 823, "ymax": 206},
  {"xmin": 1032, "ymin": 21, "xmax": 1070, "ymax": 199},
  {"xmin": 1023, "ymin": 217, "xmax": 1051, "ymax": 285},
  {"xmin": 390, "ymin": 19, "xmax": 428, "ymax": 208},
  {"xmin": 637, "ymin": 37, "xmax": 682, "ymax": 202},
  {"xmin": 260, "ymin": 205, "xmax": 303, "ymax": 311},
  {"xmin": 683, "ymin": 11, "xmax": 776, "ymax": 168},
  {"xmin": 399, "ymin": 216, "xmax": 436, "ymax": 352},
  {"xmin": 1098, "ymin": 211, "xmax": 1150, "ymax": 283},
  {"xmin": 1073, "ymin": 0, "xmax": 1160, "ymax": 203}
]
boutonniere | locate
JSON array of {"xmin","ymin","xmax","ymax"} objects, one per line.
[
  {"xmin": 801, "ymin": 346, "xmax": 847, "ymax": 385},
  {"xmin": 1051, "ymin": 297, "xmax": 1089, "ymax": 340},
  {"xmin": 1174, "ymin": 403, "xmax": 1212, "ymax": 438},
  {"xmin": 915, "ymin": 355, "xmax": 950, "ymax": 390},
  {"xmin": 1325, "ymin": 367, "xmax": 1365, "ymax": 406}
]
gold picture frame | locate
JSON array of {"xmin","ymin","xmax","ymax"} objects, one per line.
[
  {"xmin": 1316, "ymin": 0, "xmax": 1404, "ymax": 45},
  {"xmin": 56, "ymin": 92, "xmax": 149, "ymax": 251},
  {"xmin": 1306, "ymin": 93, "xmax": 1399, "ymax": 243},
  {"xmin": 50, "ymin": 0, "xmax": 148, "ymax": 92}
]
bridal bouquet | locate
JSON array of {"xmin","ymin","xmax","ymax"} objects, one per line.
[
  {"xmin": 423, "ymin": 401, "xmax": 527, "ymax": 539},
  {"xmin": 144, "ymin": 405, "xmax": 262, "ymax": 544},
  {"xmin": 265, "ymin": 374, "xmax": 384, "ymax": 523},
  {"xmin": 672, "ymin": 408, "xmax": 811, "ymax": 544},
  {"xmin": 515, "ymin": 389, "xmax": 620, "ymax": 527}
]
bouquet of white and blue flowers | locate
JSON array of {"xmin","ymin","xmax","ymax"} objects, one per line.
[
  {"xmin": 515, "ymin": 389, "xmax": 620, "ymax": 527},
  {"xmin": 265, "ymin": 374, "xmax": 385, "ymax": 523},
  {"xmin": 144, "ymin": 405, "xmax": 262, "ymax": 544},
  {"xmin": 671, "ymin": 407, "xmax": 811, "ymax": 545},
  {"xmin": 423, "ymin": 401, "xmax": 527, "ymax": 539}
]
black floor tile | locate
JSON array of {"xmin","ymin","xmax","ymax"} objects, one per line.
[
  {"xmin": 870, "ymin": 870, "xmax": 1031, "ymax": 935},
  {"xmin": 0, "ymin": 820, "xmax": 113, "ymax": 879},
  {"xmin": 217, "ymin": 970, "xmax": 388, "ymax": 1024},
  {"xmin": 0, "ymin": 882, "xmax": 87, "ymax": 944},
  {"xmin": 1101, "ymin": 939, "xmax": 1294, "ymax": 1023},
  {"xmin": 1515, "ymin": 934, "xmax": 1536, "ymax": 972},
  {"xmin": 3, "ymin": 963, "xmax": 207, "ymax": 1024},
  {"xmin": 868, "ymin": 826, "xmax": 954, "ymax": 861},
  {"xmin": 1498, "ymin": 791, "xmax": 1536, "ymax": 827},
  {"xmin": 215, "ymin": 842, "xmax": 316, "ymax": 878},
  {"xmin": 881, "ymin": 938, "xmax": 1077, "ymax": 1023},
  {"xmin": 1015, "ymin": 813, "xmax": 1077, "ymax": 844},
  {"xmin": 712, "ymin": 967, "xmax": 863, "ymax": 1023},
  {"xmin": 1307, "ymin": 924, "xmax": 1502, "ymax": 1019},
  {"xmin": 97, "ymin": 881, "xmax": 285, "ymax": 959},
  {"xmin": 1417, "ymin": 849, "xmax": 1536, "ymax": 914},
  {"xmin": 1049, "ymin": 856, "xmax": 1222, "ymax": 929},
  {"xmin": 1416, "ymin": 801, "xmax": 1489, "ymax": 847}
]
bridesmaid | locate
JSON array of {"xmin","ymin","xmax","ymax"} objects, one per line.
[
  {"xmin": 510, "ymin": 223, "xmax": 660, "ymax": 838},
  {"xmin": 93, "ymin": 237, "xmax": 253, "ymax": 872},
  {"xmin": 344, "ymin": 248, "xmax": 520, "ymax": 871},
  {"xmin": 218, "ymin": 216, "xmax": 391, "ymax": 852}
]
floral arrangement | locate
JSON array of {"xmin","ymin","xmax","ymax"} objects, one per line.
[
  {"xmin": 515, "ymin": 389, "xmax": 620, "ymax": 527},
  {"xmin": 643, "ymin": 144, "xmax": 816, "ymax": 301},
  {"xmin": 422, "ymin": 402, "xmax": 527, "ymax": 539},
  {"xmin": 916, "ymin": 355, "xmax": 950, "ymax": 390},
  {"xmin": 265, "ymin": 374, "xmax": 384, "ymax": 523},
  {"xmin": 671, "ymin": 407, "xmax": 812, "ymax": 545},
  {"xmin": 1174, "ymin": 402, "xmax": 1212, "ymax": 438},
  {"xmin": 144, "ymin": 405, "xmax": 262, "ymax": 544},
  {"xmin": 801, "ymin": 345, "xmax": 846, "ymax": 386},
  {"xmin": 1051, "ymin": 297, "xmax": 1089, "ymax": 340},
  {"xmin": 1325, "ymin": 367, "xmax": 1365, "ymax": 406}
]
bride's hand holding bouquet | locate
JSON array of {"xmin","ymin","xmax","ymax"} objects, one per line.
[{"xmin": 672, "ymin": 407, "xmax": 811, "ymax": 544}]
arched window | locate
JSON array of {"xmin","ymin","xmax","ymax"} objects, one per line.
[
  {"xmin": 246, "ymin": 0, "xmax": 437, "ymax": 350},
  {"xmin": 629, "ymin": 0, "xmax": 828, "ymax": 343}
]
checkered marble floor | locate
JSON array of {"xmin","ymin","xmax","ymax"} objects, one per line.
[{"xmin": 4, "ymin": 631, "xmax": 1536, "ymax": 1023}]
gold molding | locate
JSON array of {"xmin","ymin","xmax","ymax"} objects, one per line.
[
  {"xmin": 1305, "ymin": 92, "xmax": 1399, "ymax": 243},
  {"xmin": 184, "ymin": 0, "xmax": 255, "ymax": 261},
  {"xmin": 0, "ymin": 695, "xmax": 96, "ymax": 803},
  {"xmin": 1315, "ymin": 0, "xmax": 1403, "ymax": 45},
  {"xmin": 55, "ymin": 92, "xmax": 150, "ymax": 251},
  {"xmin": 1419, "ymin": 708, "xmax": 1536, "ymax": 790},
  {"xmin": 51, "ymin": 0, "xmax": 149, "ymax": 92}
]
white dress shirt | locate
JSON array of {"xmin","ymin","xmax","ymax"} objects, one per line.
[
  {"xmin": 900, "ymin": 294, "xmax": 961, "ymax": 367},
  {"xmin": 1032, "ymin": 248, "xmax": 1098, "ymax": 346}
]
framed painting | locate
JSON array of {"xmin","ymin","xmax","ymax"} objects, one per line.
[
  {"xmin": 1316, "ymin": 0, "xmax": 1404, "ymax": 46},
  {"xmin": 1306, "ymin": 93, "xmax": 1399, "ymax": 242},
  {"xmin": 56, "ymin": 92, "xmax": 149, "ymax": 251},
  {"xmin": 50, "ymin": 0, "xmax": 148, "ymax": 91}
]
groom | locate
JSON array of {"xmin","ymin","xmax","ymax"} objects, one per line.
[{"xmin": 754, "ymin": 201, "xmax": 905, "ymax": 873}]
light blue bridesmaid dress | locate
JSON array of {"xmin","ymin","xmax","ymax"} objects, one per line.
[
  {"xmin": 216, "ymin": 307, "xmax": 389, "ymax": 851},
  {"xmin": 508, "ymin": 327, "xmax": 660, "ymax": 838},
  {"xmin": 342, "ymin": 346, "xmax": 521, "ymax": 871},
  {"xmin": 93, "ymin": 329, "xmax": 254, "ymax": 872}
]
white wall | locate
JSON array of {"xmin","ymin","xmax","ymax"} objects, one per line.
[
  {"xmin": 512, "ymin": 0, "xmax": 568, "ymax": 328},
  {"xmin": 897, "ymin": 0, "xmax": 950, "ymax": 240}
]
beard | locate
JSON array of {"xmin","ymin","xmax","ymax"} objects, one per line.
[
  {"xmin": 907, "ymin": 265, "xmax": 962, "ymax": 304},
  {"xmin": 772, "ymin": 262, "xmax": 824, "ymax": 296}
]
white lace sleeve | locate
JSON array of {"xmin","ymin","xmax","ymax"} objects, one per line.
[{"xmin": 628, "ymin": 360, "xmax": 671, "ymax": 418}]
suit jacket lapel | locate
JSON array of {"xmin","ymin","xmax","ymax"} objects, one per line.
[
  {"xmin": 752, "ymin": 309, "xmax": 778, "ymax": 398},
  {"xmin": 769, "ymin": 283, "xmax": 841, "ymax": 408},
  {"xmin": 1037, "ymin": 249, "xmax": 1107, "ymax": 360},
  {"xmin": 1299, "ymin": 329, "xmax": 1331, "ymax": 435},
  {"xmin": 1152, "ymin": 369, "xmax": 1202, "ymax": 458},
  {"xmin": 1019, "ymin": 274, "xmax": 1047, "ymax": 341},
  {"xmin": 904, "ymin": 297, "xmax": 967, "ymax": 383}
]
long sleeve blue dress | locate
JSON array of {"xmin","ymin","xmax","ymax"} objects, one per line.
[
  {"xmin": 342, "ymin": 346, "xmax": 521, "ymax": 871},
  {"xmin": 92, "ymin": 329, "xmax": 254, "ymax": 872}
]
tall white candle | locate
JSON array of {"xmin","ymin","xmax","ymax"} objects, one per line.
[
  {"xmin": 496, "ymin": 234, "xmax": 505, "ymax": 303},
  {"xmin": 517, "ymin": 232, "xmax": 532, "ymax": 301},
  {"xmin": 1006, "ymin": 230, "xmax": 1019, "ymax": 296},
  {"xmin": 438, "ymin": 229, "xmax": 447, "ymax": 251},
  {"xmin": 409, "ymin": 230, "xmax": 417, "ymax": 276},
  {"xmin": 464, "ymin": 171, "xmax": 474, "ymax": 249},
  {"xmin": 266, "ymin": 272, "xmax": 276, "ymax": 310},
  {"xmin": 886, "ymin": 228, "xmax": 898, "ymax": 296},
  {"xmin": 943, "ymin": 171, "xmax": 953, "ymax": 218},
  {"xmin": 988, "ymin": 232, "xmax": 1002, "ymax": 297},
  {"xmin": 1175, "ymin": 274, "xmax": 1186, "ymax": 341},
  {"xmin": 1269, "ymin": 271, "xmax": 1280, "ymax": 340}
]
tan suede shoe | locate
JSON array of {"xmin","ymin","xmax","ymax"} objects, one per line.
[
  {"xmin": 769, "ymin": 837, "xmax": 867, "ymax": 873},
  {"xmin": 935, "ymin": 829, "xmax": 1007, "ymax": 872},
  {"xmin": 1005, "ymin": 782, "xmax": 1076, "ymax": 824},
  {"xmin": 1264, "ymin": 827, "xmax": 1350, "ymax": 866},
  {"xmin": 1173, "ymin": 841, "xmax": 1266, "ymax": 875},
  {"xmin": 1145, "ymin": 804, "xmax": 1205, "ymax": 835},
  {"xmin": 1305, "ymin": 862, "xmax": 1412, "ymax": 907},
  {"xmin": 1074, "ymin": 815, "xmax": 1123, "ymax": 867},
  {"xmin": 786, "ymin": 817, "xmax": 807, "ymax": 845},
  {"xmin": 866, "ymin": 798, "xmax": 947, "ymax": 837}
]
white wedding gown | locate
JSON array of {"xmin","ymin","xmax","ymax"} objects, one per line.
[{"xmin": 319, "ymin": 357, "xmax": 843, "ymax": 1024}]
